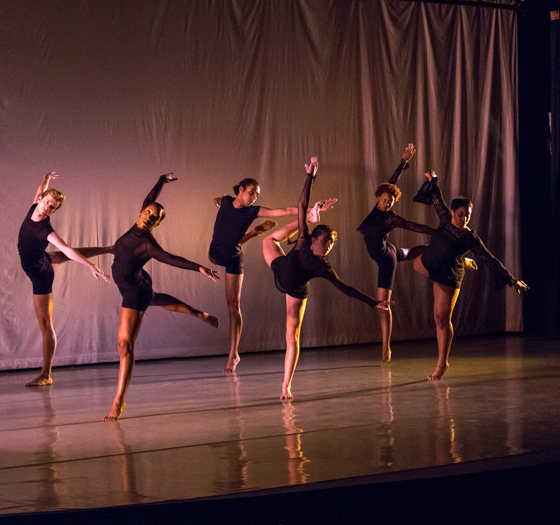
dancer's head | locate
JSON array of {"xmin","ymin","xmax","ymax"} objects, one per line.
[
  {"xmin": 375, "ymin": 183, "xmax": 401, "ymax": 212},
  {"xmin": 233, "ymin": 178, "xmax": 260, "ymax": 207},
  {"xmin": 450, "ymin": 197, "xmax": 472, "ymax": 229},
  {"xmin": 37, "ymin": 189, "xmax": 65, "ymax": 216},
  {"xmin": 137, "ymin": 202, "xmax": 166, "ymax": 231},
  {"xmin": 310, "ymin": 224, "xmax": 338, "ymax": 258}
]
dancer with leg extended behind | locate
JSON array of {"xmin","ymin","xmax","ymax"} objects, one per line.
[
  {"xmin": 412, "ymin": 170, "xmax": 528, "ymax": 380},
  {"xmin": 263, "ymin": 157, "xmax": 390, "ymax": 400},
  {"xmin": 357, "ymin": 144, "xmax": 436, "ymax": 363},
  {"xmin": 210, "ymin": 178, "xmax": 300, "ymax": 373},
  {"xmin": 104, "ymin": 174, "xmax": 220, "ymax": 421},
  {"xmin": 18, "ymin": 172, "xmax": 112, "ymax": 386}
]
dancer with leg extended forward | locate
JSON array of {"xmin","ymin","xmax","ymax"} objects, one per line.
[
  {"xmin": 104, "ymin": 174, "xmax": 219, "ymax": 421},
  {"xmin": 412, "ymin": 170, "xmax": 528, "ymax": 380},
  {"xmin": 18, "ymin": 172, "xmax": 111, "ymax": 387},
  {"xmin": 210, "ymin": 178, "xmax": 300, "ymax": 373},
  {"xmin": 357, "ymin": 144, "xmax": 435, "ymax": 363},
  {"xmin": 263, "ymin": 157, "xmax": 390, "ymax": 400}
]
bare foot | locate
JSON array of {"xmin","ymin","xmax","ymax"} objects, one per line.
[
  {"xmin": 201, "ymin": 313, "xmax": 219, "ymax": 328},
  {"xmin": 103, "ymin": 402, "xmax": 126, "ymax": 421},
  {"xmin": 464, "ymin": 258, "xmax": 478, "ymax": 271},
  {"xmin": 25, "ymin": 374, "xmax": 53, "ymax": 387},
  {"xmin": 254, "ymin": 220, "xmax": 277, "ymax": 234},
  {"xmin": 281, "ymin": 385, "xmax": 294, "ymax": 400},
  {"xmin": 382, "ymin": 348, "xmax": 391, "ymax": 363},
  {"xmin": 428, "ymin": 365, "xmax": 449, "ymax": 380},
  {"xmin": 223, "ymin": 355, "xmax": 240, "ymax": 373}
]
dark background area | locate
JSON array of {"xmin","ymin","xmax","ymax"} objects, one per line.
[{"xmin": 518, "ymin": 0, "xmax": 558, "ymax": 335}]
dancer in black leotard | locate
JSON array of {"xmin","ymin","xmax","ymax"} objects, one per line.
[
  {"xmin": 210, "ymin": 179, "xmax": 300, "ymax": 373},
  {"xmin": 357, "ymin": 144, "xmax": 435, "ymax": 362},
  {"xmin": 18, "ymin": 172, "xmax": 111, "ymax": 386},
  {"xmin": 104, "ymin": 174, "xmax": 220, "ymax": 421},
  {"xmin": 412, "ymin": 170, "xmax": 528, "ymax": 380},
  {"xmin": 263, "ymin": 157, "xmax": 389, "ymax": 400}
]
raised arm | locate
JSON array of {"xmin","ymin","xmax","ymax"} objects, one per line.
[
  {"xmin": 47, "ymin": 232, "xmax": 110, "ymax": 282},
  {"xmin": 294, "ymin": 157, "xmax": 318, "ymax": 248},
  {"xmin": 33, "ymin": 172, "xmax": 60, "ymax": 204},
  {"xmin": 145, "ymin": 241, "xmax": 220, "ymax": 282},
  {"xmin": 387, "ymin": 143, "xmax": 416, "ymax": 185},
  {"xmin": 142, "ymin": 173, "xmax": 177, "ymax": 211},
  {"xmin": 413, "ymin": 171, "xmax": 452, "ymax": 223}
]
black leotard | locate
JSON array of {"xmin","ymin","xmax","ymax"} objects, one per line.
[
  {"xmin": 209, "ymin": 195, "xmax": 261, "ymax": 274},
  {"xmin": 413, "ymin": 177, "xmax": 516, "ymax": 289},
  {"xmin": 357, "ymin": 159, "xmax": 435, "ymax": 290},
  {"xmin": 18, "ymin": 204, "xmax": 55, "ymax": 294},
  {"xmin": 112, "ymin": 176, "xmax": 201, "ymax": 311},
  {"xmin": 271, "ymin": 171, "xmax": 377, "ymax": 306}
]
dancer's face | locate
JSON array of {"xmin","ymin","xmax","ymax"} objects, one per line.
[
  {"xmin": 311, "ymin": 233, "xmax": 335, "ymax": 258},
  {"xmin": 37, "ymin": 195, "xmax": 60, "ymax": 217},
  {"xmin": 451, "ymin": 206, "xmax": 472, "ymax": 229},
  {"xmin": 238, "ymin": 184, "xmax": 260, "ymax": 207},
  {"xmin": 137, "ymin": 204, "xmax": 163, "ymax": 231},
  {"xmin": 377, "ymin": 192, "xmax": 396, "ymax": 212}
]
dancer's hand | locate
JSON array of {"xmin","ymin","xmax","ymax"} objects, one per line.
[
  {"xmin": 318, "ymin": 198, "xmax": 337, "ymax": 212},
  {"xmin": 200, "ymin": 266, "xmax": 220, "ymax": 282},
  {"xmin": 425, "ymin": 170, "xmax": 436, "ymax": 182},
  {"xmin": 402, "ymin": 143, "xmax": 416, "ymax": 162},
  {"xmin": 213, "ymin": 196, "xmax": 223, "ymax": 208},
  {"xmin": 162, "ymin": 173, "xmax": 178, "ymax": 183},
  {"xmin": 43, "ymin": 172, "xmax": 60, "ymax": 182},
  {"xmin": 305, "ymin": 157, "xmax": 318, "ymax": 177},
  {"xmin": 376, "ymin": 300, "xmax": 394, "ymax": 311},
  {"xmin": 91, "ymin": 266, "xmax": 111, "ymax": 282},
  {"xmin": 513, "ymin": 280, "xmax": 529, "ymax": 293}
]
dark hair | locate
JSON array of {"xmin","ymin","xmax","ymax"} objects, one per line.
[
  {"xmin": 451, "ymin": 197, "xmax": 473, "ymax": 211},
  {"xmin": 142, "ymin": 201, "xmax": 166, "ymax": 222},
  {"xmin": 375, "ymin": 183, "xmax": 402, "ymax": 202},
  {"xmin": 311, "ymin": 224, "xmax": 338, "ymax": 242},
  {"xmin": 233, "ymin": 178, "xmax": 259, "ymax": 195}
]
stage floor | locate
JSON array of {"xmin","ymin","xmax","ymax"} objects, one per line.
[{"xmin": 1, "ymin": 334, "xmax": 559, "ymax": 516}]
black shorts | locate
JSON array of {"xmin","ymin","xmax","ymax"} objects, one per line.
[
  {"xmin": 371, "ymin": 243, "xmax": 405, "ymax": 290},
  {"xmin": 23, "ymin": 253, "xmax": 55, "ymax": 295},
  {"xmin": 270, "ymin": 256, "xmax": 309, "ymax": 300},
  {"xmin": 116, "ymin": 271, "xmax": 155, "ymax": 312},
  {"xmin": 208, "ymin": 250, "xmax": 244, "ymax": 275}
]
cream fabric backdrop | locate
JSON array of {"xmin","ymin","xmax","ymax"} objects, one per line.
[{"xmin": 0, "ymin": 0, "xmax": 521, "ymax": 369}]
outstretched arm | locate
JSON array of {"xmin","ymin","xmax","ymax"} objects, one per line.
[
  {"xmin": 47, "ymin": 232, "xmax": 110, "ymax": 282},
  {"xmin": 257, "ymin": 206, "xmax": 298, "ymax": 218},
  {"xmin": 142, "ymin": 173, "xmax": 177, "ymax": 210},
  {"xmin": 387, "ymin": 143, "xmax": 416, "ymax": 185},
  {"xmin": 392, "ymin": 215, "xmax": 436, "ymax": 236},
  {"xmin": 146, "ymin": 242, "xmax": 220, "ymax": 282},
  {"xmin": 33, "ymin": 172, "xmax": 60, "ymax": 204}
]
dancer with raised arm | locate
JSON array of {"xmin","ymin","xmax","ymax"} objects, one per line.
[
  {"xmin": 104, "ymin": 174, "xmax": 220, "ymax": 421},
  {"xmin": 210, "ymin": 178, "xmax": 300, "ymax": 373},
  {"xmin": 412, "ymin": 170, "xmax": 528, "ymax": 380},
  {"xmin": 18, "ymin": 172, "xmax": 111, "ymax": 387},
  {"xmin": 263, "ymin": 157, "xmax": 389, "ymax": 400},
  {"xmin": 357, "ymin": 144, "xmax": 436, "ymax": 363}
]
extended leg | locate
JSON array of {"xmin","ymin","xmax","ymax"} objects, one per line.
[
  {"xmin": 224, "ymin": 273, "xmax": 243, "ymax": 372},
  {"xmin": 402, "ymin": 244, "xmax": 428, "ymax": 262},
  {"xmin": 429, "ymin": 282, "xmax": 460, "ymax": 380},
  {"xmin": 241, "ymin": 221, "xmax": 278, "ymax": 244},
  {"xmin": 377, "ymin": 288, "xmax": 393, "ymax": 363},
  {"xmin": 26, "ymin": 293, "xmax": 56, "ymax": 386},
  {"xmin": 281, "ymin": 296, "xmax": 307, "ymax": 400},
  {"xmin": 263, "ymin": 220, "xmax": 299, "ymax": 267},
  {"xmin": 103, "ymin": 308, "xmax": 144, "ymax": 421},
  {"xmin": 150, "ymin": 293, "xmax": 219, "ymax": 327},
  {"xmin": 50, "ymin": 246, "xmax": 114, "ymax": 266}
]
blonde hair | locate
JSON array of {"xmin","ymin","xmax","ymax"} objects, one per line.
[{"xmin": 40, "ymin": 188, "xmax": 65, "ymax": 209}]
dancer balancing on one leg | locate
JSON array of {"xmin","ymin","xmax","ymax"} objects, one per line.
[
  {"xmin": 210, "ymin": 178, "xmax": 300, "ymax": 373},
  {"xmin": 357, "ymin": 143, "xmax": 436, "ymax": 363},
  {"xmin": 412, "ymin": 170, "xmax": 528, "ymax": 380},
  {"xmin": 263, "ymin": 157, "xmax": 390, "ymax": 400},
  {"xmin": 17, "ymin": 172, "xmax": 112, "ymax": 387},
  {"xmin": 104, "ymin": 174, "xmax": 220, "ymax": 421}
]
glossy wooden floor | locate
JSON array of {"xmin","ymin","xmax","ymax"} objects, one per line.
[{"xmin": 1, "ymin": 334, "xmax": 559, "ymax": 517}]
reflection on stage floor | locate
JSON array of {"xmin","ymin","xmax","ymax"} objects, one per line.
[{"xmin": 1, "ymin": 334, "xmax": 559, "ymax": 516}]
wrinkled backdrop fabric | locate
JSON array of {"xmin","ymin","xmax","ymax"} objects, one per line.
[{"xmin": 0, "ymin": 0, "xmax": 521, "ymax": 369}]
